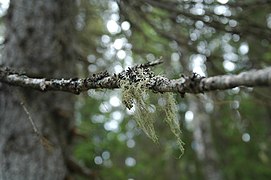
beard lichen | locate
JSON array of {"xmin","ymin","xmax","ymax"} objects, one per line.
[
  {"xmin": 164, "ymin": 93, "xmax": 185, "ymax": 156},
  {"xmin": 119, "ymin": 65, "xmax": 185, "ymax": 156},
  {"xmin": 121, "ymin": 80, "xmax": 158, "ymax": 143}
]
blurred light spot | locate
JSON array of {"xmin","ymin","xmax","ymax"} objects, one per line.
[
  {"xmin": 117, "ymin": 50, "xmax": 126, "ymax": 59},
  {"xmin": 171, "ymin": 52, "xmax": 180, "ymax": 62},
  {"xmin": 242, "ymin": 133, "xmax": 250, "ymax": 142},
  {"xmin": 114, "ymin": 64, "xmax": 123, "ymax": 73},
  {"xmin": 101, "ymin": 35, "xmax": 111, "ymax": 44},
  {"xmin": 239, "ymin": 43, "xmax": 249, "ymax": 55},
  {"xmin": 94, "ymin": 156, "xmax": 103, "ymax": 165},
  {"xmin": 190, "ymin": 4, "xmax": 205, "ymax": 15},
  {"xmin": 125, "ymin": 157, "xmax": 136, "ymax": 167},
  {"xmin": 231, "ymin": 87, "xmax": 240, "ymax": 94},
  {"xmin": 193, "ymin": 66, "xmax": 206, "ymax": 76},
  {"xmin": 124, "ymin": 56, "xmax": 133, "ymax": 68},
  {"xmin": 223, "ymin": 52, "xmax": 238, "ymax": 62},
  {"xmin": 87, "ymin": 54, "xmax": 96, "ymax": 63},
  {"xmin": 127, "ymin": 139, "xmax": 136, "ymax": 148},
  {"xmin": 113, "ymin": 38, "xmax": 124, "ymax": 50},
  {"xmin": 110, "ymin": 13, "xmax": 120, "ymax": 21},
  {"xmin": 216, "ymin": 0, "xmax": 229, "ymax": 4},
  {"xmin": 102, "ymin": 151, "xmax": 110, "ymax": 160},
  {"xmin": 190, "ymin": 54, "xmax": 206, "ymax": 76},
  {"xmin": 104, "ymin": 49, "xmax": 115, "ymax": 60},
  {"xmin": 203, "ymin": 15, "xmax": 210, "ymax": 22},
  {"xmin": 104, "ymin": 120, "xmax": 119, "ymax": 132},
  {"xmin": 117, "ymin": 133, "xmax": 127, "ymax": 141},
  {"xmin": 121, "ymin": 21, "xmax": 131, "ymax": 31},
  {"xmin": 185, "ymin": 111, "xmax": 194, "ymax": 122},
  {"xmin": 109, "ymin": 1, "xmax": 119, "ymax": 12},
  {"xmin": 232, "ymin": 34, "xmax": 240, "ymax": 42},
  {"xmin": 190, "ymin": 32, "xmax": 198, "ymax": 41},
  {"xmin": 97, "ymin": 59, "xmax": 106, "ymax": 67},
  {"xmin": 109, "ymin": 96, "xmax": 121, "ymax": 107},
  {"xmin": 112, "ymin": 111, "xmax": 123, "ymax": 121},
  {"xmin": 126, "ymin": 131, "xmax": 134, "ymax": 139},
  {"xmin": 229, "ymin": 19, "xmax": 237, "ymax": 27},
  {"xmin": 126, "ymin": 120, "xmax": 136, "ymax": 130},
  {"xmin": 75, "ymin": 13, "xmax": 86, "ymax": 30},
  {"xmin": 0, "ymin": 0, "xmax": 9, "ymax": 16},
  {"xmin": 92, "ymin": 114, "xmax": 105, "ymax": 123},
  {"xmin": 88, "ymin": 64, "xmax": 97, "ymax": 72},
  {"xmin": 107, "ymin": 20, "xmax": 120, "ymax": 34},
  {"xmin": 223, "ymin": 60, "xmax": 235, "ymax": 71},
  {"xmin": 222, "ymin": 34, "xmax": 232, "ymax": 42},
  {"xmin": 214, "ymin": 5, "xmax": 228, "ymax": 15},
  {"xmin": 195, "ymin": 20, "xmax": 204, "ymax": 29}
]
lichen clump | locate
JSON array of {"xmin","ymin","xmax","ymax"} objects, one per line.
[{"xmin": 120, "ymin": 65, "xmax": 185, "ymax": 155}]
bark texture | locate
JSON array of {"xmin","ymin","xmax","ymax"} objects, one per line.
[
  {"xmin": 0, "ymin": 63, "xmax": 270, "ymax": 95},
  {"xmin": 0, "ymin": 1, "xmax": 76, "ymax": 179}
]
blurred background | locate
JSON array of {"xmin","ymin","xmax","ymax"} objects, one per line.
[{"xmin": 1, "ymin": 0, "xmax": 271, "ymax": 179}]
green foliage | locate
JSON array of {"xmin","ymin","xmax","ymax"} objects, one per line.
[{"xmin": 73, "ymin": 0, "xmax": 271, "ymax": 179}]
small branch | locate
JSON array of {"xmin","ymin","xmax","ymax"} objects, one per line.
[
  {"xmin": 1, "ymin": 63, "xmax": 271, "ymax": 95},
  {"xmin": 20, "ymin": 100, "xmax": 53, "ymax": 151},
  {"xmin": 21, "ymin": 101, "xmax": 41, "ymax": 136}
]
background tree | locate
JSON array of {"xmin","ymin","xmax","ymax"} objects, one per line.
[{"xmin": 0, "ymin": 0, "xmax": 79, "ymax": 179}]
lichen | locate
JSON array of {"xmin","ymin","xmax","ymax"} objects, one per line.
[
  {"xmin": 164, "ymin": 93, "xmax": 185, "ymax": 156},
  {"xmin": 120, "ymin": 65, "xmax": 184, "ymax": 155},
  {"xmin": 121, "ymin": 80, "xmax": 158, "ymax": 143}
]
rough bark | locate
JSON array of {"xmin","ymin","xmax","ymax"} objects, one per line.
[{"xmin": 0, "ymin": 1, "xmax": 76, "ymax": 179}]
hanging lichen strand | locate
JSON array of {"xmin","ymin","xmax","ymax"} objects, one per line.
[
  {"xmin": 164, "ymin": 93, "xmax": 185, "ymax": 156},
  {"xmin": 120, "ymin": 64, "xmax": 184, "ymax": 155},
  {"xmin": 121, "ymin": 80, "xmax": 158, "ymax": 143}
]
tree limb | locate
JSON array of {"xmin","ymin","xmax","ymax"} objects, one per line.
[{"xmin": 0, "ymin": 62, "xmax": 270, "ymax": 95}]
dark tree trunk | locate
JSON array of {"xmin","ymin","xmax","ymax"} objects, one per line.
[{"xmin": 0, "ymin": 0, "xmax": 76, "ymax": 179}]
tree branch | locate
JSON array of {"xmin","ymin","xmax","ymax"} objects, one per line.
[{"xmin": 0, "ymin": 62, "xmax": 270, "ymax": 95}]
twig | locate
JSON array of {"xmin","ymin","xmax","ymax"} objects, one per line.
[
  {"xmin": 20, "ymin": 100, "xmax": 53, "ymax": 151},
  {"xmin": 21, "ymin": 101, "xmax": 40, "ymax": 136}
]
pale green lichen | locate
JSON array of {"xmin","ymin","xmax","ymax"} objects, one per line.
[
  {"xmin": 121, "ymin": 80, "xmax": 158, "ymax": 143},
  {"xmin": 120, "ymin": 67, "xmax": 184, "ymax": 156},
  {"xmin": 164, "ymin": 93, "xmax": 185, "ymax": 156}
]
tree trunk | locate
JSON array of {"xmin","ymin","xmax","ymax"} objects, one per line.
[
  {"xmin": 189, "ymin": 96, "xmax": 223, "ymax": 180},
  {"xmin": 0, "ymin": 0, "xmax": 76, "ymax": 179}
]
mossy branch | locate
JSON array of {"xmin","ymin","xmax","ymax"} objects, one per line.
[{"xmin": 1, "ymin": 61, "xmax": 270, "ymax": 95}]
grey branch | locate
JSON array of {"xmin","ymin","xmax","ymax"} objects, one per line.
[{"xmin": 0, "ymin": 62, "xmax": 271, "ymax": 95}]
